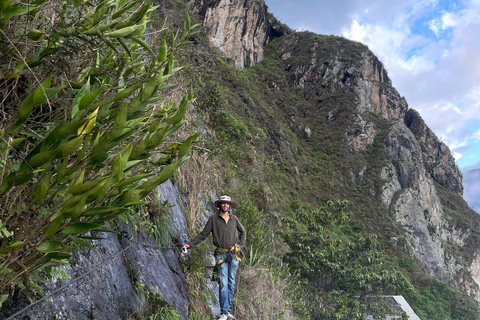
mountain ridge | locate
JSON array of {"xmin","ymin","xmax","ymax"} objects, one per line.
[{"xmin": 188, "ymin": 0, "xmax": 480, "ymax": 309}]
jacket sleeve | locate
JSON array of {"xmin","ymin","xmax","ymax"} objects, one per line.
[
  {"xmin": 237, "ymin": 217, "xmax": 247, "ymax": 248},
  {"xmin": 189, "ymin": 215, "xmax": 213, "ymax": 247}
]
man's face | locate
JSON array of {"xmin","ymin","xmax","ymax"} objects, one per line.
[{"xmin": 219, "ymin": 202, "xmax": 230, "ymax": 212}]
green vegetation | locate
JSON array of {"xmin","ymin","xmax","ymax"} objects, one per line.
[
  {"xmin": 282, "ymin": 200, "xmax": 413, "ymax": 319},
  {"xmin": 180, "ymin": 29, "xmax": 480, "ymax": 319},
  {"xmin": 435, "ymin": 183, "xmax": 480, "ymax": 265},
  {"xmin": 128, "ymin": 284, "xmax": 181, "ymax": 320},
  {"xmin": 0, "ymin": 0, "xmax": 197, "ymax": 299},
  {"xmin": 404, "ymin": 278, "xmax": 480, "ymax": 320},
  {"xmin": 1, "ymin": 1, "xmax": 479, "ymax": 319}
]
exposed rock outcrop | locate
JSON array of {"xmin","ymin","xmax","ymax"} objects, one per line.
[
  {"xmin": 275, "ymin": 34, "xmax": 407, "ymax": 122},
  {"xmin": 7, "ymin": 233, "xmax": 189, "ymax": 320},
  {"xmin": 384, "ymin": 123, "xmax": 458, "ymax": 281},
  {"xmin": 405, "ymin": 109, "xmax": 463, "ymax": 195},
  {"xmin": 189, "ymin": 0, "xmax": 291, "ymax": 69},
  {"xmin": 346, "ymin": 114, "xmax": 377, "ymax": 153},
  {"xmin": 356, "ymin": 50, "xmax": 408, "ymax": 121},
  {"xmin": 383, "ymin": 122, "xmax": 480, "ymax": 302},
  {"xmin": 380, "ymin": 162, "xmax": 401, "ymax": 209}
]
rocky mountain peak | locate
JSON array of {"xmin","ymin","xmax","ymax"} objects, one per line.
[
  {"xmin": 275, "ymin": 33, "xmax": 408, "ymax": 123},
  {"xmin": 189, "ymin": 0, "xmax": 291, "ymax": 69}
]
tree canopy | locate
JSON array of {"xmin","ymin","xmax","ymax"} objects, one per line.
[{"xmin": 282, "ymin": 200, "xmax": 413, "ymax": 319}]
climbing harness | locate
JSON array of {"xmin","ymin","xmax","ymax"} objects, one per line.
[
  {"xmin": 206, "ymin": 245, "xmax": 243, "ymax": 282},
  {"xmin": 215, "ymin": 244, "xmax": 242, "ymax": 267}
]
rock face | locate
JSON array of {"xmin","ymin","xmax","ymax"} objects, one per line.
[
  {"xmin": 4, "ymin": 181, "xmax": 191, "ymax": 320},
  {"xmin": 383, "ymin": 124, "xmax": 480, "ymax": 299},
  {"xmin": 270, "ymin": 33, "xmax": 408, "ymax": 154},
  {"xmin": 189, "ymin": 0, "xmax": 291, "ymax": 69},
  {"xmin": 405, "ymin": 109, "xmax": 463, "ymax": 195},
  {"xmin": 346, "ymin": 114, "xmax": 377, "ymax": 153},
  {"xmin": 7, "ymin": 233, "xmax": 190, "ymax": 320},
  {"xmin": 276, "ymin": 34, "xmax": 408, "ymax": 123},
  {"xmin": 356, "ymin": 50, "xmax": 408, "ymax": 121},
  {"xmin": 384, "ymin": 123, "xmax": 459, "ymax": 282}
]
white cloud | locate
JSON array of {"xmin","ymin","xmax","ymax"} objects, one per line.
[
  {"xmin": 453, "ymin": 152, "xmax": 463, "ymax": 161},
  {"xmin": 427, "ymin": 18, "xmax": 442, "ymax": 35},
  {"xmin": 428, "ymin": 11, "xmax": 462, "ymax": 35},
  {"xmin": 342, "ymin": 19, "xmax": 409, "ymax": 64},
  {"xmin": 442, "ymin": 12, "xmax": 460, "ymax": 29}
]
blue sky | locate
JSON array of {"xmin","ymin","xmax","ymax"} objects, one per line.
[{"xmin": 264, "ymin": 0, "xmax": 480, "ymax": 171}]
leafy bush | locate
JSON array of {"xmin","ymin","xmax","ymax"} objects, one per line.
[
  {"xmin": 407, "ymin": 278, "xmax": 480, "ymax": 320},
  {"xmin": 282, "ymin": 200, "xmax": 413, "ymax": 319},
  {"xmin": 215, "ymin": 109, "xmax": 252, "ymax": 142},
  {"xmin": 0, "ymin": 0, "xmax": 199, "ymax": 296}
]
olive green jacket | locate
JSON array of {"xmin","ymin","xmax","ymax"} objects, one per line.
[{"xmin": 190, "ymin": 212, "xmax": 246, "ymax": 249}]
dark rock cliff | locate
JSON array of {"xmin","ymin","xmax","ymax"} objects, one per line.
[
  {"xmin": 3, "ymin": 181, "xmax": 192, "ymax": 320},
  {"xmin": 10, "ymin": 230, "xmax": 189, "ymax": 320}
]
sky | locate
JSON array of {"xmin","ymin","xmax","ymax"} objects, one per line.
[{"xmin": 264, "ymin": 0, "xmax": 480, "ymax": 171}]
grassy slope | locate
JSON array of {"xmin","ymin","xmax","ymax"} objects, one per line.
[
  {"xmin": 164, "ymin": 0, "xmax": 480, "ymax": 314},
  {"xmin": 187, "ymin": 30, "xmax": 480, "ymax": 318}
]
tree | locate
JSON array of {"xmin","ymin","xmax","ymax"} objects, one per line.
[
  {"xmin": 0, "ymin": 0, "xmax": 199, "ymax": 297},
  {"xmin": 282, "ymin": 200, "xmax": 413, "ymax": 319}
]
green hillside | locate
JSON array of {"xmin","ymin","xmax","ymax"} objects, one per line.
[{"xmin": 181, "ymin": 26, "xmax": 480, "ymax": 319}]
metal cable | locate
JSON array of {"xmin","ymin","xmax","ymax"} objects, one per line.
[
  {"xmin": 5, "ymin": 233, "xmax": 189, "ymax": 319},
  {"xmin": 6, "ymin": 243, "xmax": 134, "ymax": 320},
  {"xmin": 123, "ymin": 233, "xmax": 188, "ymax": 253}
]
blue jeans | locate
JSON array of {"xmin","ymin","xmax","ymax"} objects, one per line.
[{"xmin": 216, "ymin": 252, "xmax": 239, "ymax": 314}]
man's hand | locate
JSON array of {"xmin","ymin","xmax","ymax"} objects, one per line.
[{"xmin": 183, "ymin": 244, "xmax": 190, "ymax": 249}]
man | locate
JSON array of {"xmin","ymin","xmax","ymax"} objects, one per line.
[{"xmin": 183, "ymin": 195, "xmax": 246, "ymax": 320}]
